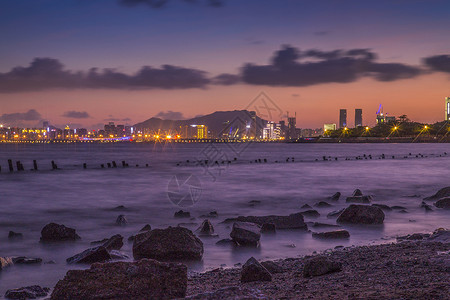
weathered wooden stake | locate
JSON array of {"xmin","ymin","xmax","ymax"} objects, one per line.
[
  {"xmin": 33, "ymin": 160, "xmax": 38, "ymax": 171},
  {"xmin": 8, "ymin": 159, "xmax": 13, "ymax": 172}
]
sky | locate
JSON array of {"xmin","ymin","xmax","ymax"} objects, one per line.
[{"xmin": 0, "ymin": 0, "xmax": 449, "ymax": 129}]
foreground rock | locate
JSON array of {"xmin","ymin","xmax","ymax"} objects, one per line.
[
  {"xmin": 230, "ymin": 222, "xmax": 261, "ymax": 247},
  {"xmin": 0, "ymin": 257, "xmax": 13, "ymax": 270},
  {"xmin": 337, "ymin": 205, "xmax": 385, "ymax": 224},
  {"xmin": 5, "ymin": 285, "xmax": 49, "ymax": 299},
  {"xmin": 174, "ymin": 210, "xmax": 191, "ymax": 218},
  {"xmin": 434, "ymin": 197, "xmax": 450, "ymax": 209},
  {"xmin": 40, "ymin": 223, "xmax": 81, "ymax": 242},
  {"xmin": 424, "ymin": 186, "xmax": 450, "ymax": 200},
  {"xmin": 66, "ymin": 246, "xmax": 111, "ymax": 264},
  {"xmin": 312, "ymin": 230, "xmax": 350, "ymax": 239},
  {"xmin": 133, "ymin": 226, "xmax": 203, "ymax": 261},
  {"xmin": 224, "ymin": 212, "xmax": 307, "ymax": 229},
  {"xmin": 240, "ymin": 257, "xmax": 272, "ymax": 283},
  {"xmin": 128, "ymin": 224, "xmax": 152, "ymax": 242},
  {"xmin": 51, "ymin": 259, "xmax": 187, "ymax": 299},
  {"xmin": 101, "ymin": 234, "xmax": 124, "ymax": 251},
  {"xmin": 303, "ymin": 256, "xmax": 342, "ymax": 277},
  {"xmin": 185, "ymin": 286, "xmax": 267, "ymax": 299}
]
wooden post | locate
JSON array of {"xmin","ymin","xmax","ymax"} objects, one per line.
[
  {"xmin": 8, "ymin": 159, "xmax": 13, "ymax": 172},
  {"xmin": 112, "ymin": 161, "xmax": 117, "ymax": 168},
  {"xmin": 122, "ymin": 161, "xmax": 126, "ymax": 167},
  {"xmin": 101, "ymin": 164, "xmax": 105, "ymax": 168},
  {"xmin": 51, "ymin": 161, "xmax": 57, "ymax": 170},
  {"xmin": 107, "ymin": 163, "xmax": 111, "ymax": 168},
  {"xmin": 33, "ymin": 160, "xmax": 38, "ymax": 171},
  {"xmin": 83, "ymin": 163, "xmax": 87, "ymax": 169},
  {"xmin": 16, "ymin": 161, "xmax": 21, "ymax": 171}
]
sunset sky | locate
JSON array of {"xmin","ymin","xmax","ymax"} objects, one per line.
[{"xmin": 1, "ymin": 0, "xmax": 449, "ymax": 129}]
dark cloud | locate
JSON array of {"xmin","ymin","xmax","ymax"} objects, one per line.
[
  {"xmin": 0, "ymin": 109, "xmax": 42, "ymax": 123},
  {"xmin": 0, "ymin": 58, "xmax": 211, "ymax": 92},
  {"xmin": 62, "ymin": 111, "xmax": 90, "ymax": 119},
  {"xmin": 155, "ymin": 110, "xmax": 185, "ymax": 120},
  {"xmin": 104, "ymin": 116, "xmax": 132, "ymax": 122},
  {"xmin": 213, "ymin": 73, "xmax": 241, "ymax": 85},
  {"xmin": 118, "ymin": 0, "xmax": 224, "ymax": 8},
  {"xmin": 241, "ymin": 45, "xmax": 422, "ymax": 87},
  {"xmin": 423, "ymin": 55, "xmax": 450, "ymax": 73}
]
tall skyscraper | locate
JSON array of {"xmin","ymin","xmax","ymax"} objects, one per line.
[
  {"xmin": 287, "ymin": 112, "xmax": 297, "ymax": 139},
  {"xmin": 339, "ymin": 109, "xmax": 347, "ymax": 128},
  {"xmin": 446, "ymin": 97, "xmax": 450, "ymax": 121},
  {"xmin": 355, "ymin": 109, "xmax": 363, "ymax": 127}
]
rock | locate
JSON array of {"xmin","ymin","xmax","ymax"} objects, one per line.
[
  {"xmin": 115, "ymin": 214, "xmax": 127, "ymax": 226},
  {"xmin": 420, "ymin": 201, "xmax": 433, "ymax": 211},
  {"xmin": 260, "ymin": 261, "xmax": 284, "ymax": 274},
  {"xmin": 200, "ymin": 211, "xmax": 218, "ymax": 218},
  {"xmin": 198, "ymin": 219, "xmax": 214, "ymax": 235},
  {"xmin": 5, "ymin": 285, "xmax": 49, "ymax": 299},
  {"xmin": 301, "ymin": 204, "xmax": 312, "ymax": 209},
  {"xmin": 327, "ymin": 208, "xmax": 345, "ymax": 218},
  {"xmin": 40, "ymin": 223, "xmax": 81, "ymax": 242},
  {"xmin": 216, "ymin": 238, "xmax": 235, "ymax": 245},
  {"xmin": 312, "ymin": 230, "xmax": 350, "ymax": 239},
  {"xmin": 8, "ymin": 231, "xmax": 23, "ymax": 239},
  {"xmin": 230, "ymin": 222, "xmax": 261, "ymax": 247},
  {"xmin": 101, "ymin": 234, "xmax": 124, "ymax": 251},
  {"xmin": 140, "ymin": 224, "xmax": 152, "ymax": 232},
  {"xmin": 0, "ymin": 257, "xmax": 13, "ymax": 270},
  {"xmin": 12, "ymin": 257, "xmax": 42, "ymax": 264},
  {"xmin": 185, "ymin": 286, "xmax": 267, "ymax": 299},
  {"xmin": 337, "ymin": 205, "xmax": 385, "ymax": 224},
  {"xmin": 329, "ymin": 192, "xmax": 341, "ymax": 201},
  {"xmin": 346, "ymin": 195, "xmax": 372, "ymax": 203},
  {"xmin": 424, "ymin": 187, "xmax": 450, "ymax": 200},
  {"xmin": 133, "ymin": 226, "xmax": 203, "ymax": 261},
  {"xmin": 109, "ymin": 250, "xmax": 129, "ymax": 260},
  {"xmin": 407, "ymin": 233, "xmax": 425, "ymax": 240},
  {"xmin": 300, "ymin": 210, "xmax": 320, "ymax": 217},
  {"xmin": 112, "ymin": 205, "xmax": 126, "ymax": 211},
  {"xmin": 427, "ymin": 228, "xmax": 450, "ymax": 243},
  {"xmin": 314, "ymin": 201, "xmax": 332, "ymax": 207},
  {"xmin": 311, "ymin": 222, "xmax": 340, "ymax": 228},
  {"xmin": 303, "ymin": 256, "xmax": 342, "ymax": 277},
  {"xmin": 261, "ymin": 223, "xmax": 276, "ymax": 233},
  {"xmin": 224, "ymin": 212, "xmax": 307, "ymax": 229},
  {"xmin": 372, "ymin": 204, "xmax": 392, "ymax": 211},
  {"xmin": 240, "ymin": 257, "xmax": 272, "ymax": 283},
  {"xmin": 90, "ymin": 238, "xmax": 109, "ymax": 245},
  {"xmin": 391, "ymin": 206, "xmax": 407, "ymax": 210},
  {"xmin": 174, "ymin": 210, "xmax": 191, "ymax": 218},
  {"xmin": 352, "ymin": 189, "xmax": 363, "ymax": 196},
  {"xmin": 434, "ymin": 197, "xmax": 450, "ymax": 209},
  {"xmin": 51, "ymin": 259, "xmax": 187, "ymax": 299},
  {"xmin": 66, "ymin": 246, "xmax": 111, "ymax": 264}
]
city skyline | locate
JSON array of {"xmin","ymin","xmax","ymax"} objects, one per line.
[{"xmin": 1, "ymin": 0, "xmax": 450, "ymax": 129}]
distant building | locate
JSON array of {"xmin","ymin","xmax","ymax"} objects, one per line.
[
  {"xmin": 446, "ymin": 97, "xmax": 450, "ymax": 121},
  {"xmin": 324, "ymin": 123, "xmax": 336, "ymax": 132},
  {"xmin": 355, "ymin": 109, "xmax": 363, "ymax": 127},
  {"xmin": 191, "ymin": 125, "xmax": 207, "ymax": 139},
  {"xmin": 339, "ymin": 109, "xmax": 347, "ymax": 128},
  {"xmin": 263, "ymin": 122, "xmax": 282, "ymax": 140},
  {"xmin": 287, "ymin": 113, "xmax": 297, "ymax": 139}
]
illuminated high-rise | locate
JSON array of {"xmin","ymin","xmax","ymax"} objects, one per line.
[
  {"xmin": 355, "ymin": 109, "xmax": 363, "ymax": 127},
  {"xmin": 446, "ymin": 97, "xmax": 450, "ymax": 121},
  {"xmin": 339, "ymin": 109, "xmax": 347, "ymax": 128}
]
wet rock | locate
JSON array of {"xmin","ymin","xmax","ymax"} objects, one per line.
[
  {"xmin": 372, "ymin": 204, "xmax": 392, "ymax": 211},
  {"xmin": 40, "ymin": 223, "xmax": 81, "ymax": 242},
  {"xmin": 261, "ymin": 261, "xmax": 284, "ymax": 274},
  {"xmin": 185, "ymin": 286, "xmax": 267, "ymax": 299},
  {"xmin": 200, "ymin": 211, "xmax": 218, "ymax": 218},
  {"xmin": 329, "ymin": 192, "xmax": 341, "ymax": 201},
  {"xmin": 327, "ymin": 208, "xmax": 345, "ymax": 218},
  {"xmin": 216, "ymin": 238, "xmax": 235, "ymax": 245},
  {"xmin": 398, "ymin": 209, "xmax": 408, "ymax": 213},
  {"xmin": 8, "ymin": 231, "xmax": 23, "ymax": 239},
  {"xmin": 420, "ymin": 201, "xmax": 433, "ymax": 211},
  {"xmin": 303, "ymin": 256, "xmax": 342, "ymax": 277},
  {"xmin": 109, "ymin": 250, "xmax": 129, "ymax": 260},
  {"xmin": 301, "ymin": 204, "xmax": 312, "ymax": 209},
  {"xmin": 352, "ymin": 189, "xmax": 363, "ymax": 196},
  {"xmin": 198, "ymin": 219, "xmax": 214, "ymax": 235},
  {"xmin": 230, "ymin": 222, "xmax": 261, "ymax": 247},
  {"xmin": 311, "ymin": 222, "xmax": 340, "ymax": 228},
  {"xmin": 261, "ymin": 223, "xmax": 276, "ymax": 233},
  {"xmin": 224, "ymin": 212, "xmax": 307, "ymax": 229},
  {"xmin": 12, "ymin": 257, "xmax": 42, "ymax": 264},
  {"xmin": 174, "ymin": 210, "xmax": 191, "ymax": 218},
  {"xmin": 407, "ymin": 233, "xmax": 425, "ymax": 240},
  {"xmin": 424, "ymin": 186, "xmax": 450, "ymax": 200},
  {"xmin": 300, "ymin": 209, "xmax": 320, "ymax": 217},
  {"xmin": 314, "ymin": 201, "xmax": 332, "ymax": 208},
  {"xmin": 90, "ymin": 238, "xmax": 109, "ymax": 245},
  {"xmin": 427, "ymin": 228, "xmax": 450, "ymax": 243},
  {"xmin": 51, "ymin": 259, "xmax": 187, "ymax": 299},
  {"xmin": 337, "ymin": 205, "xmax": 385, "ymax": 224},
  {"xmin": 133, "ymin": 226, "xmax": 203, "ymax": 261},
  {"xmin": 240, "ymin": 257, "xmax": 272, "ymax": 283},
  {"xmin": 140, "ymin": 224, "xmax": 152, "ymax": 232},
  {"xmin": 66, "ymin": 246, "xmax": 111, "ymax": 264},
  {"xmin": 312, "ymin": 230, "xmax": 350, "ymax": 239},
  {"xmin": 0, "ymin": 257, "xmax": 13, "ymax": 270},
  {"xmin": 115, "ymin": 214, "xmax": 127, "ymax": 226},
  {"xmin": 346, "ymin": 195, "xmax": 372, "ymax": 203},
  {"xmin": 434, "ymin": 197, "xmax": 450, "ymax": 209},
  {"xmin": 5, "ymin": 285, "xmax": 49, "ymax": 299},
  {"xmin": 112, "ymin": 205, "xmax": 126, "ymax": 211},
  {"xmin": 100, "ymin": 234, "xmax": 124, "ymax": 251},
  {"xmin": 391, "ymin": 206, "xmax": 407, "ymax": 210}
]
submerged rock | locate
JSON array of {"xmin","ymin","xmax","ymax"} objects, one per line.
[
  {"xmin": 216, "ymin": 238, "xmax": 235, "ymax": 245},
  {"xmin": 51, "ymin": 259, "xmax": 187, "ymax": 299},
  {"xmin": 424, "ymin": 187, "xmax": 450, "ymax": 200},
  {"xmin": 346, "ymin": 189, "xmax": 372, "ymax": 203},
  {"xmin": 329, "ymin": 192, "xmax": 341, "ymax": 201},
  {"xmin": 101, "ymin": 234, "xmax": 124, "ymax": 251},
  {"xmin": 337, "ymin": 205, "xmax": 385, "ymax": 224},
  {"xmin": 434, "ymin": 197, "xmax": 450, "ymax": 209},
  {"xmin": 224, "ymin": 212, "xmax": 307, "ymax": 229},
  {"xmin": 372, "ymin": 204, "xmax": 392, "ymax": 211},
  {"xmin": 352, "ymin": 189, "xmax": 363, "ymax": 196},
  {"xmin": 5, "ymin": 285, "xmax": 50, "ymax": 299},
  {"xmin": 312, "ymin": 230, "xmax": 350, "ymax": 239},
  {"xmin": 174, "ymin": 210, "xmax": 191, "ymax": 218},
  {"xmin": 230, "ymin": 222, "xmax": 261, "ymax": 247},
  {"xmin": 128, "ymin": 224, "xmax": 152, "ymax": 242},
  {"xmin": 133, "ymin": 226, "xmax": 203, "ymax": 261},
  {"xmin": 261, "ymin": 223, "xmax": 276, "ymax": 233},
  {"xmin": 66, "ymin": 246, "xmax": 111, "ymax": 264},
  {"xmin": 261, "ymin": 260, "xmax": 284, "ymax": 274},
  {"xmin": 327, "ymin": 208, "xmax": 345, "ymax": 218},
  {"xmin": 300, "ymin": 210, "xmax": 320, "ymax": 217},
  {"xmin": 40, "ymin": 223, "xmax": 81, "ymax": 242},
  {"xmin": 12, "ymin": 257, "xmax": 42, "ymax": 264},
  {"xmin": 311, "ymin": 222, "xmax": 340, "ymax": 228},
  {"xmin": 8, "ymin": 231, "xmax": 23, "ymax": 239},
  {"xmin": 420, "ymin": 201, "xmax": 433, "ymax": 211},
  {"xmin": 115, "ymin": 215, "xmax": 127, "ymax": 226},
  {"xmin": 301, "ymin": 204, "xmax": 312, "ymax": 209},
  {"xmin": 198, "ymin": 219, "xmax": 215, "ymax": 235},
  {"xmin": 303, "ymin": 256, "xmax": 342, "ymax": 277},
  {"xmin": 240, "ymin": 257, "xmax": 272, "ymax": 283},
  {"xmin": 427, "ymin": 228, "xmax": 450, "ymax": 243},
  {"xmin": 314, "ymin": 201, "xmax": 332, "ymax": 208}
]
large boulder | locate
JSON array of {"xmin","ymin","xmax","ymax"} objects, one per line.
[
  {"xmin": 240, "ymin": 257, "xmax": 272, "ymax": 283},
  {"xmin": 5, "ymin": 285, "xmax": 50, "ymax": 299},
  {"xmin": 40, "ymin": 223, "xmax": 81, "ymax": 242},
  {"xmin": 51, "ymin": 259, "xmax": 187, "ymax": 300},
  {"xmin": 312, "ymin": 230, "xmax": 350, "ymax": 239},
  {"xmin": 337, "ymin": 205, "xmax": 385, "ymax": 224},
  {"xmin": 230, "ymin": 222, "xmax": 261, "ymax": 247},
  {"xmin": 133, "ymin": 227, "xmax": 203, "ymax": 261},
  {"xmin": 424, "ymin": 187, "xmax": 450, "ymax": 200},
  {"xmin": 101, "ymin": 234, "xmax": 124, "ymax": 251},
  {"xmin": 329, "ymin": 192, "xmax": 341, "ymax": 201},
  {"xmin": 66, "ymin": 246, "xmax": 112, "ymax": 264},
  {"xmin": 0, "ymin": 257, "xmax": 13, "ymax": 270},
  {"xmin": 303, "ymin": 256, "xmax": 342, "ymax": 277},
  {"xmin": 434, "ymin": 197, "xmax": 450, "ymax": 209},
  {"xmin": 224, "ymin": 213, "xmax": 307, "ymax": 230}
]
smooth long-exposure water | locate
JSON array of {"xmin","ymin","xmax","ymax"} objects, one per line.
[{"xmin": 0, "ymin": 142, "xmax": 449, "ymax": 295}]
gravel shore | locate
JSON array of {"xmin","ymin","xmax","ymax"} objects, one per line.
[{"xmin": 186, "ymin": 232, "xmax": 450, "ymax": 299}]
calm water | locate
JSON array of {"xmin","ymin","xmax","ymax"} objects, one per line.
[{"xmin": 0, "ymin": 142, "xmax": 449, "ymax": 295}]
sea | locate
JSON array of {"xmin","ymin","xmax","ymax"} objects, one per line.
[{"xmin": 0, "ymin": 142, "xmax": 449, "ymax": 295}]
